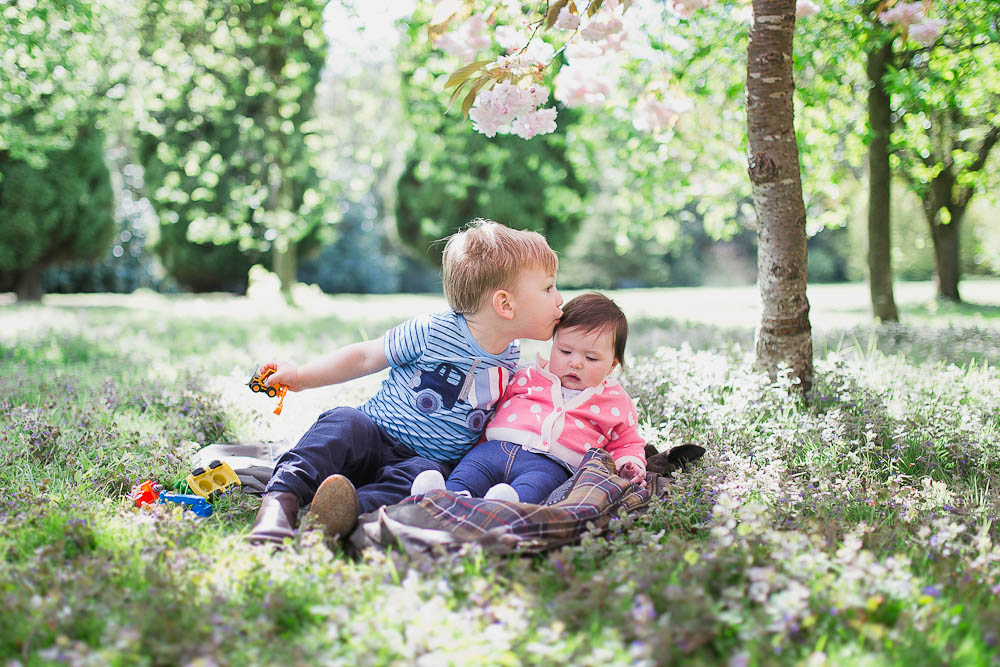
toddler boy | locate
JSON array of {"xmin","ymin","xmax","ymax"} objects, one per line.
[{"xmin": 248, "ymin": 219, "xmax": 563, "ymax": 544}]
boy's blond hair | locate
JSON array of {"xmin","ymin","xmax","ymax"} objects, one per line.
[{"xmin": 442, "ymin": 219, "xmax": 558, "ymax": 314}]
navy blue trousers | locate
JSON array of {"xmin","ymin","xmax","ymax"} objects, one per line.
[
  {"xmin": 445, "ymin": 440, "xmax": 571, "ymax": 504},
  {"xmin": 266, "ymin": 407, "xmax": 453, "ymax": 513}
]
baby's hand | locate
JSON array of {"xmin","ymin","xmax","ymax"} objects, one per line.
[
  {"xmin": 618, "ymin": 462, "xmax": 647, "ymax": 488},
  {"xmin": 260, "ymin": 361, "xmax": 303, "ymax": 392}
]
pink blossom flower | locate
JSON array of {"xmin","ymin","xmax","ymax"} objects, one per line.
[
  {"xmin": 796, "ymin": 0, "xmax": 820, "ymax": 18},
  {"xmin": 910, "ymin": 19, "xmax": 946, "ymax": 46},
  {"xmin": 468, "ymin": 83, "xmax": 518, "ymax": 137},
  {"xmin": 520, "ymin": 38, "xmax": 555, "ymax": 66},
  {"xmin": 468, "ymin": 102, "xmax": 506, "ymax": 138},
  {"xmin": 469, "ymin": 82, "xmax": 557, "ymax": 139},
  {"xmin": 581, "ymin": 18, "xmax": 623, "ymax": 42},
  {"xmin": 554, "ymin": 63, "xmax": 612, "ymax": 108},
  {"xmin": 601, "ymin": 29, "xmax": 630, "ymax": 53},
  {"xmin": 666, "ymin": 0, "xmax": 711, "ymax": 19},
  {"xmin": 523, "ymin": 82, "xmax": 549, "ymax": 107},
  {"xmin": 491, "ymin": 81, "xmax": 536, "ymax": 117},
  {"xmin": 565, "ymin": 40, "xmax": 606, "ymax": 61},
  {"xmin": 495, "ymin": 25, "xmax": 528, "ymax": 52},
  {"xmin": 435, "ymin": 14, "xmax": 491, "ymax": 62},
  {"xmin": 880, "ymin": 2, "xmax": 925, "ymax": 28},
  {"xmin": 555, "ymin": 7, "xmax": 581, "ymax": 31},
  {"xmin": 632, "ymin": 94, "xmax": 692, "ymax": 133},
  {"xmin": 512, "ymin": 107, "xmax": 558, "ymax": 139}
]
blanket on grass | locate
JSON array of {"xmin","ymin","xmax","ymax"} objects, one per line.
[
  {"xmin": 348, "ymin": 448, "xmax": 667, "ymax": 555},
  {"xmin": 194, "ymin": 441, "xmax": 704, "ymax": 555}
]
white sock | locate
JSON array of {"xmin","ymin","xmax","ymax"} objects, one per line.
[
  {"xmin": 411, "ymin": 469, "xmax": 446, "ymax": 495},
  {"xmin": 484, "ymin": 483, "xmax": 519, "ymax": 502}
]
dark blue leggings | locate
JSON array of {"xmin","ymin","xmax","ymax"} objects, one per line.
[
  {"xmin": 445, "ymin": 440, "xmax": 571, "ymax": 504},
  {"xmin": 266, "ymin": 407, "xmax": 452, "ymax": 513}
]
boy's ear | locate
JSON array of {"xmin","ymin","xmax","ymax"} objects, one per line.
[{"xmin": 492, "ymin": 289, "xmax": 516, "ymax": 320}]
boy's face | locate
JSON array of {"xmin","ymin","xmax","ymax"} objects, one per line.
[
  {"xmin": 548, "ymin": 326, "xmax": 618, "ymax": 390},
  {"xmin": 510, "ymin": 267, "xmax": 563, "ymax": 340}
]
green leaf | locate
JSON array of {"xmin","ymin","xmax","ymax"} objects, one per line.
[
  {"xmin": 444, "ymin": 59, "xmax": 493, "ymax": 89},
  {"xmin": 461, "ymin": 77, "xmax": 490, "ymax": 117},
  {"xmin": 587, "ymin": 0, "xmax": 605, "ymax": 18},
  {"xmin": 448, "ymin": 79, "xmax": 470, "ymax": 109},
  {"xmin": 546, "ymin": 0, "xmax": 570, "ymax": 29}
]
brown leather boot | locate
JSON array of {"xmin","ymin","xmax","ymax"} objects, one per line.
[{"xmin": 247, "ymin": 491, "xmax": 300, "ymax": 545}]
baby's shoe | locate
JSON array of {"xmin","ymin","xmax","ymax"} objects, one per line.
[
  {"xmin": 411, "ymin": 469, "xmax": 446, "ymax": 495},
  {"xmin": 484, "ymin": 483, "xmax": 519, "ymax": 502}
]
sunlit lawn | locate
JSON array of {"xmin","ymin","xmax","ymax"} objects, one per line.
[{"xmin": 1, "ymin": 280, "xmax": 999, "ymax": 665}]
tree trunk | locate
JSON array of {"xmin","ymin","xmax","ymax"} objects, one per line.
[
  {"xmin": 747, "ymin": 0, "xmax": 812, "ymax": 392},
  {"xmin": 923, "ymin": 162, "xmax": 963, "ymax": 302},
  {"xmin": 265, "ymin": 149, "xmax": 297, "ymax": 303},
  {"xmin": 928, "ymin": 204, "xmax": 963, "ymax": 302},
  {"xmin": 273, "ymin": 237, "xmax": 297, "ymax": 302},
  {"xmin": 865, "ymin": 41, "xmax": 899, "ymax": 322},
  {"xmin": 15, "ymin": 266, "xmax": 44, "ymax": 302}
]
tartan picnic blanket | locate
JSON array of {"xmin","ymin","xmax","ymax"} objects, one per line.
[
  {"xmin": 194, "ymin": 440, "xmax": 702, "ymax": 555},
  {"xmin": 347, "ymin": 448, "xmax": 656, "ymax": 556}
]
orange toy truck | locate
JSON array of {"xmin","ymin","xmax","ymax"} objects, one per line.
[{"xmin": 248, "ymin": 365, "xmax": 288, "ymax": 415}]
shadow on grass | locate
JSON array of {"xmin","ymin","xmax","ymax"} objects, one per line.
[
  {"xmin": 900, "ymin": 298, "xmax": 1000, "ymax": 322},
  {"xmin": 815, "ymin": 323, "xmax": 1000, "ymax": 368}
]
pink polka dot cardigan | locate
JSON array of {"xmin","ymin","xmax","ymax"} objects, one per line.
[{"xmin": 484, "ymin": 361, "xmax": 646, "ymax": 474}]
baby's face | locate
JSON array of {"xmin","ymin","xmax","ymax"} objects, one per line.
[{"xmin": 548, "ymin": 326, "xmax": 617, "ymax": 390}]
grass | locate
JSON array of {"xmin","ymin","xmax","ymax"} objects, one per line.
[{"xmin": 1, "ymin": 280, "xmax": 999, "ymax": 665}]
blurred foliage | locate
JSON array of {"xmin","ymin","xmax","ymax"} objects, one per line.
[
  {"xmin": 131, "ymin": 0, "xmax": 333, "ymax": 291},
  {"xmin": 797, "ymin": 0, "xmax": 1000, "ymax": 299},
  {"xmin": 294, "ymin": 5, "xmax": 434, "ymax": 293},
  {"xmin": 42, "ymin": 202, "xmax": 163, "ymax": 295},
  {"xmin": 298, "ymin": 198, "xmax": 440, "ymax": 294},
  {"xmin": 2, "ymin": 1, "xmax": 999, "ymax": 300},
  {"xmin": 394, "ymin": 5, "xmax": 587, "ymax": 265},
  {"xmin": 595, "ymin": 3, "xmax": 755, "ymax": 241},
  {"xmin": 0, "ymin": 0, "xmax": 128, "ymax": 167},
  {"xmin": 0, "ymin": 121, "xmax": 115, "ymax": 299},
  {"xmin": 560, "ymin": 202, "xmax": 758, "ymax": 289},
  {"xmin": 887, "ymin": 2, "xmax": 1000, "ymax": 208}
]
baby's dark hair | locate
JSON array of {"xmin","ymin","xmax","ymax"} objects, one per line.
[{"xmin": 554, "ymin": 293, "xmax": 628, "ymax": 370}]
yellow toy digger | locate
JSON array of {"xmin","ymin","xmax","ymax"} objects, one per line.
[{"xmin": 248, "ymin": 365, "xmax": 288, "ymax": 415}]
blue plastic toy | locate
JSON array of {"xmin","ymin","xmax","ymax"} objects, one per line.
[{"xmin": 158, "ymin": 492, "xmax": 213, "ymax": 518}]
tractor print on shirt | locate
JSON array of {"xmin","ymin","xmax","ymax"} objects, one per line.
[{"xmin": 409, "ymin": 360, "xmax": 509, "ymax": 430}]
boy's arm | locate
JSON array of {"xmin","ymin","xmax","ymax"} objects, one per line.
[{"xmin": 262, "ymin": 337, "xmax": 389, "ymax": 392}]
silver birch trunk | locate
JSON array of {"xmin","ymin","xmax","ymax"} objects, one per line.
[{"xmin": 746, "ymin": 0, "xmax": 813, "ymax": 391}]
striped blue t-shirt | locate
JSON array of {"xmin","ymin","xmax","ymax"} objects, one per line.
[{"xmin": 360, "ymin": 311, "xmax": 520, "ymax": 462}]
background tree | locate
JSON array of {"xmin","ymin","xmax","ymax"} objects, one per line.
[
  {"xmin": 131, "ymin": 0, "xmax": 332, "ymax": 298},
  {"xmin": 886, "ymin": 0, "xmax": 1000, "ymax": 302},
  {"xmin": 799, "ymin": 0, "xmax": 998, "ymax": 314},
  {"xmin": 0, "ymin": 0, "xmax": 127, "ymax": 167},
  {"xmin": 795, "ymin": 0, "xmax": 903, "ymax": 322},
  {"xmin": 0, "ymin": 0, "xmax": 130, "ymax": 301},
  {"xmin": 0, "ymin": 121, "xmax": 115, "ymax": 301},
  {"xmin": 572, "ymin": 4, "xmax": 757, "ymax": 277}
]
